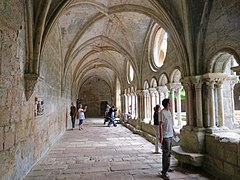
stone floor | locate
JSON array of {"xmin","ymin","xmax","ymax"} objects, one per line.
[{"xmin": 24, "ymin": 118, "xmax": 215, "ymax": 180}]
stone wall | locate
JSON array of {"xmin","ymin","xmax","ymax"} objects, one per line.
[
  {"xmin": 204, "ymin": 0, "xmax": 240, "ymax": 69},
  {"xmin": 0, "ymin": 1, "xmax": 33, "ymax": 179},
  {"xmin": 204, "ymin": 133, "xmax": 240, "ymax": 180},
  {"xmin": 0, "ymin": 2, "xmax": 71, "ymax": 179},
  {"xmin": 79, "ymin": 77, "xmax": 112, "ymax": 117}
]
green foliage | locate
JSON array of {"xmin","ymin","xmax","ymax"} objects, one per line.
[{"xmin": 168, "ymin": 89, "xmax": 186, "ymax": 100}]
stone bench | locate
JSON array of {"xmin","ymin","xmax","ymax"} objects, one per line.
[{"xmin": 172, "ymin": 146, "xmax": 205, "ymax": 167}]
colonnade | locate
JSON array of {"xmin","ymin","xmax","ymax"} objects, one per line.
[
  {"xmin": 122, "ymin": 83, "xmax": 184, "ymax": 127},
  {"xmin": 122, "ymin": 73, "xmax": 238, "ymax": 131}
]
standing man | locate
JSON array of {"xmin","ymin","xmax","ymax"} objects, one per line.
[
  {"xmin": 159, "ymin": 98, "xmax": 176, "ymax": 180},
  {"xmin": 70, "ymin": 102, "xmax": 77, "ymax": 130}
]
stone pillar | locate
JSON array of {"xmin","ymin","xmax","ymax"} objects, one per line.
[
  {"xmin": 147, "ymin": 90, "xmax": 151, "ymax": 120},
  {"xmin": 121, "ymin": 93, "xmax": 126, "ymax": 115},
  {"xmin": 175, "ymin": 76, "xmax": 206, "ymax": 155},
  {"xmin": 181, "ymin": 79, "xmax": 194, "ymax": 127},
  {"xmin": 134, "ymin": 92, "xmax": 138, "ymax": 119},
  {"xmin": 176, "ymin": 86, "xmax": 182, "ymax": 126},
  {"xmin": 149, "ymin": 88, "xmax": 157, "ymax": 122},
  {"xmin": 136, "ymin": 90, "xmax": 145, "ymax": 120},
  {"xmin": 169, "ymin": 87, "xmax": 175, "ymax": 125},
  {"xmin": 143, "ymin": 90, "xmax": 149, "ymax": 120},
  {"xmin": 215, "ymin": 80, "xmax": 224, "ymax": 127},
  {"xmin": 124, "ymin": 94, "xmax": 128, "ymax": 113},
  {"xmin": 207, "ymin": 81, "xmax": 216, "ymax": 128},
  {"xmin": 131, "ymin": 92, "xmax": 135, "ymax": 119},
  {"xmin": 193, "ymin": 78, "xmax": 203, "ymax": 128},
  {"xmin": 156, "ymin": 86, "xmax": 164, "ymax": 108},
  {"xmin": 163, "ymin": 87, "xmax": 168, "ymax": 99}
]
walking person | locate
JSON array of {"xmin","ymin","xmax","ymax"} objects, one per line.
[
  {"xmin": 108, "ymin": 106, "xmax": 117, "ymax": 127},
  {"xmin": 153, "ymin": 104, "xmax": 161, "ymax": 153},
  {"xmin": 70, "ymin": 102, "xmax": 77, "ymax": 130},
  {"xmin": 104, "ymin": 102, "xmax": 111, "ymax": 124},
  {"xmin": 159, "ymin": 98, "xmax": 176, "ymax": 180},
  {"xmin": 78, "ymin": 104, "xmax": 87, "ymax": 130}
]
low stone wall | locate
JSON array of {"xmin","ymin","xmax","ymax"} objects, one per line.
[
  {"xmin": 204, "ymin": 133, "xmax": 240, "ymax": 180},
  {"xmin": 122, "ymin": 119, "xmax": 180, "ymax": 146}
]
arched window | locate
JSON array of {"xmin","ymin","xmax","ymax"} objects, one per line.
[
  {"xmin": 153, "ymin": 28, "xmax": 168, "ymax": 68},
  {"xmin": 127, "ymin": 61, "xmax": 134, "ymax": 84}
]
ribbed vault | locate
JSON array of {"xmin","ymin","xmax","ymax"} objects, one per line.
[{"xmin": 26, "ymin": 0, "xmax": 191, "ymax": 98}]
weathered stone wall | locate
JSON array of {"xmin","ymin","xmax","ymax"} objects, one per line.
[
  {"xmin": 0, "ymin": 1, "xmax": 35, "ymax": 179},
  {"xmin": 204, "ymin": 0, "xmax": 240, "ymax": 69},
  {"xmin": 33, "ymin": 24, "xmax": 67, "ymax": 160},
  {"xmin": 0, "ymin": 1, "xmax": 71, "ymax": 179},
  {"xmin": 204, "ymin": 133, "xmax": 240, "ymax": 180},
  {"xmin": 79, "ymin": 77, "xmax": 112, "ymax": 117}
]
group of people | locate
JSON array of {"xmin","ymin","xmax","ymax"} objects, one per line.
[
  {"xmin": 104, "ymin": 103, "xmax": 117, "ymax": 127},
  {"xmin": 70, "ymin": 98, "xmax": 175, "ymax": 180},
  {"xmin": 70, "ymin": 102, "xmax": 87, "ymax": 130},
  {"xmin": 153, "ymin": 98, "xmax": 176, "ymax": 180}
]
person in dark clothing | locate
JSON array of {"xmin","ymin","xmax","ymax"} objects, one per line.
[
  {"xmin": 108, "ymin": 106, "xmax": 117, "ymax": 127},
  {"xmin": 70, "ymin": 102, "xmax": 77, "ymax": 130},
  {"xmin": 153, "ymin": 104, "xmax": 161, "ymax": 153}
]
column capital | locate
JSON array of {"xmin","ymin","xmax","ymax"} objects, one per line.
[
  {"xmin": 156, "ymin": 85, "xmax": 168, "ymax": 93},
  {"xmin": 202, "ymin": 73, "xmax": 227, "ymax": 83},
  {"xmin": 148, "ymin": 87, "xmax": 157, "ymax": 93},
  {"xmin": 136, "ymin": 90, "xmax": 144, "ymax": 96},
  {"xmin": 167, "ymin": 83, "xmax": 181, "ymax": 90},
  {"xmin": 181, "ymin": 76, "xmax": 194, "ymax": 89},
  {"xmin": 142, "ymin": 89, "xmax": 150, "ymax": 96},
  {"xmin": 192, "ymin": 76, "xmax": 203, "ymax": 89}
]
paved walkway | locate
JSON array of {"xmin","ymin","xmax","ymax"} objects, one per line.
[{"xmin": 24, "ymin": 118, "xmax": 214, "ymax": 180}]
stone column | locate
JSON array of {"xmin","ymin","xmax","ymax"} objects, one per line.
[
  {"xmin": 215, "ymin": 80, "xmax": 224, "ymax": 127},
  {"xmin": 149, "ymin": 88, "xmax": 157, "ymax": 122},
  {"xmin": 181, "ymin": 79, "xmax": 193, "ymax": 127},
  {"xmin": 169, "ymin": 87, "xmax": 175, "ymax": 125},
  {"xmin": 124, "ymin": 94, "xmax": 128, "ymax": 113},
  {"xmin": 121, "ymin": 93, "xmax": 126, "ymax": 115},
  {"xmin": 193, "ymin": 78, "xmax": 203, "ymax": 128},
  {"xmin": 230, "ymin": 78, "xmax": 239, "ymax": 127},
  {"xmin": 136, "ymin": 90, "xmax": 145, "ymax": 120},
  {"xmin": 143, "ymin": 90, "xmax": 149, "ymax": 120},
  {"xmin": 134, "ymin": 92, "xmax": 138, "ymax": 119},
  {"xmin": 131, "ymin": 92, "xmax": 135, "ymax": 119},
  {"xmin": 207, "ymin": 81, "xmax": 216, "ymax": 128},
  {"xmin": 156, "ymin": 86, "xmax": 163, "ymax": 107},
  {"xmin": 163, "ymin": 86, "xmax": 168, "ymax": 99},
  {"xmin": 176, "ymin": 86, "xmax": 182, "ymax": 126}
]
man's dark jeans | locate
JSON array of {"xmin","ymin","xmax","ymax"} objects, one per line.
[
  {"xmin": 162, "ymin": 137, "xmax": 172, "ymax": 175},
  {"xmin": 71, "ymin": 116, "xmax": 76, "ymax": 128}
]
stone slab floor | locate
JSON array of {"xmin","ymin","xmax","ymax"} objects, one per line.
[{"xmin": 24, "ymin": 118, "xmax": 215, "ymax": 180}]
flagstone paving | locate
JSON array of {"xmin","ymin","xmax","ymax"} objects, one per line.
[{"xmin": 24, "ymin": 118, "xmax": 215, "ymax": 180}]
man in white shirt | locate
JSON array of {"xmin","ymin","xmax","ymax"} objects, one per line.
[{"xmin": 159, "ymin": 98, "xmax": 176, "ymax": 180}]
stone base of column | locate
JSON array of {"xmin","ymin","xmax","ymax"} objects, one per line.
[
  {"xmin": 173, "ymin": 126, "xmax": 206, "ymax": 167},
  {"xmin": 179, "ymin": 126, "xmax": 205, "ymax": 153}
]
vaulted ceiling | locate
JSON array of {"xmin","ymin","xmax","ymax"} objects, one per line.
[{"xmin": 29, "ymin": 0, "xmax": 197, "ymax": 93}]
